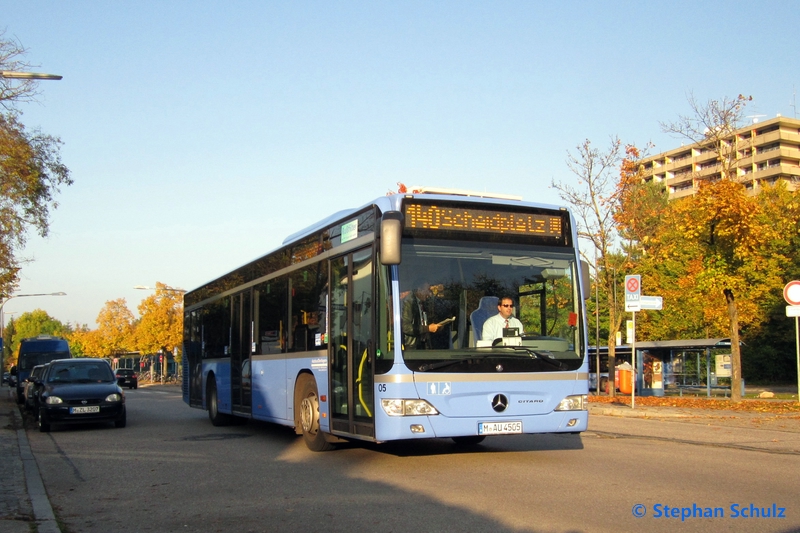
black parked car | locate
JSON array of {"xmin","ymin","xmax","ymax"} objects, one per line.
[
  {"xmin": 114, "ymin": 368, "xmax": 138, "ymax": 389},
  {"xmin": 24, "ymin": 364, "xmax": 48, "ymax": 412},
  {"xmin": 37, "ymin": 358, "xmax": 126, "ymax": 432}
]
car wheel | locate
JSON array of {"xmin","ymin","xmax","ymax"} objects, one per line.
[
  {"xmin": 38, "ymin": 409, "xmax": 50, "ymax": 433},
  {"xmin": 115, "ymin": 408, "xmax": 127, "ymax": 428},
  {"xmin": 296, "ymin": 374, "xmax": 335, "ymax": 452}
]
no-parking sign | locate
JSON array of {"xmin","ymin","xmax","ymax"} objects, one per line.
[
  {"xmin": 784, "ymin": 280, "xmax": 800, "ymax": 306},
  {"xmin": 625, "ymin": 275, "xmax": 641, "ymax": 312}
]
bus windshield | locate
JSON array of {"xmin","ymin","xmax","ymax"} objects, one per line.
[
  {"xmin": 19, "ymin": 351, "xmax": 71, "ymax": 371},
  {"xmin": 396, "ymin": 238, "xmax": 584, "ymax": 373}
]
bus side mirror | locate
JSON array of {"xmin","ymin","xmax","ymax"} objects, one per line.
[
  {"xmin": 380, "ymin": 211, "xmax": 403, "ymax": 265},
  {"xmin": 581, "ymin": 260, "xmax": 591, "ymax": 301}
]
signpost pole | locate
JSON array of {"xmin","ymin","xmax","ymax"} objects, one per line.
[
  {"xmin": 631, "ymin": 310, "xmax": 636, "ymax": 409},
  {"xmin": 782, "ymin": 281, "xmax": 800, "ymax": 404}
]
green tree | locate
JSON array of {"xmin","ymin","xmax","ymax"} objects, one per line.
[{"xmin": 3, "ymin": 309, "xmax": 70, "ymax": 367}]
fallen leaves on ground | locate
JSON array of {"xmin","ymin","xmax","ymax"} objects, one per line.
[{"xmin": 589, "ymin": 395, "xmax": 800, "ymax": 414}]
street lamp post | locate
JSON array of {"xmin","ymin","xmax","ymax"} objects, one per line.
[
  {"xmin": 1, "ymin": 71, "xmax": 63, "ymax": 80},
  {"xmin": 0, "ymin": 291, "xmax": 67, "ymax": 373},
  {"xmin": 0, "ymin": 292, "xmax": 67, "ymax": 335}
]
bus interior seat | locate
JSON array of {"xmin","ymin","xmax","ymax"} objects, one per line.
[{"xmin": 470, "ymin": 296, "xmax": 499, "ymax": 346}]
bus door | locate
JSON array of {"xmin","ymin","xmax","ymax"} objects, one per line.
[
  {"xmin": 330, "ymin": 247, "xmax": 375, "ymax": 439},
  {"xmin": 231, "ymin": 290, "xmax": 252, "ymax": 415}
]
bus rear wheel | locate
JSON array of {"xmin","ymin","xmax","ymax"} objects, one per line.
[{"xmin": 297, "ymin": 375, "xmax": 334, "ymax": 452}]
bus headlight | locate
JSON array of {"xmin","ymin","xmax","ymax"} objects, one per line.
[
  {"xmin": 381, "ymin": 399, "xmax": 439, "ymax": 417},
  {"xmin": 554, "ymin": 394, "xmax": 588, "ymax": 411}
]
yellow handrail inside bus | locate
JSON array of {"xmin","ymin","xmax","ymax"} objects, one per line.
[{"xmin": 356, "ymin": 347, "xmax": 373, "ymax": 417}]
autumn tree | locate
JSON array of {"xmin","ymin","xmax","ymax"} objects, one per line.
[
  {"xmin": 65, "ymin": 323, "xmax": 97, "ymax": 358},
  {"xmin": 657, "ymin": 94, "xmax": 759, "ymax": 401},
  {"xmin": 134, "ymin": 282, "xmax": 184, "ymax": 365},
  {"xmin": 0, "ymin": 32, "xmax": 71, "ymax": 298},
  {"xmin": 93, "ymin": 299, "xmax": 136, "ymax": 357}
]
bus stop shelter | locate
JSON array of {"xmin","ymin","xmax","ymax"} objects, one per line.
[{"xmin": 633, "ymin": 338, "xmax": 734, "ymax": 397}]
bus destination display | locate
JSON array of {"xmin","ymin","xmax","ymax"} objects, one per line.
[{"xmin": 404, "ymin": 202, "xmax": 565, "ymax": 239}]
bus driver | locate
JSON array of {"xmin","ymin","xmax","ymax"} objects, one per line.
[{"xmin": 481, "ymin": 296, "xmax": 523, "ymax": 343}]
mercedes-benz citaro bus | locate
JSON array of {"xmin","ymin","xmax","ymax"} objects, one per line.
[
  {"xmin": 12, "ymin": 335, "xmax": 72, "ymax": 404},
  {"xmin": 182, "ymin": 188, "xmax": 590, "ymax": 451}
]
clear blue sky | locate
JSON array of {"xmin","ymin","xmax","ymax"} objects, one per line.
[{"xmin": 3, "ymin": 1, "xmax": 799, "ymax": 327}]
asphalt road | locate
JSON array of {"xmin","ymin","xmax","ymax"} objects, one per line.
[{"xmin": 21, "ymin": 386, "xmax": 800, "ymax": 533}]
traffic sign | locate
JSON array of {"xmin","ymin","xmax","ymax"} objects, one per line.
[
  {"xmin": 787, "ymin": 306, "xmax": 800, "ymax": 317},
  {"xmin": 640, "ymin": 295, "xmax": 663, "ymax": 310},
  {"xmin": 784, "ymin": 281, "xmax": 800, "ymax": 306},
  {"xmin": 625, "ymin": 275, "xmax": 641, "ymax": 312}
]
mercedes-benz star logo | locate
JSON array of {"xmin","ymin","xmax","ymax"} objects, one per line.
[{"xmin": 491, "ymin": 394, "xmax": 508, "ymax": 412}]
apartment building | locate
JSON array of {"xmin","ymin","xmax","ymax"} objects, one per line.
[{"xmin": 639, "ymin": 115, "xmax": 800, "ymax": 200}]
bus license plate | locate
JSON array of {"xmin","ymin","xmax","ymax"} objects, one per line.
[
  {"xmin": 478, "ymin": 421, "xmax": 522, "ymax": 435},
  {"xmin": 70, "ymin": 406, "xmax": 100, "ymax": 414}
]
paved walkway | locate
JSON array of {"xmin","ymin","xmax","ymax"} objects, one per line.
[{"xmin": 0, "ymin": 385, "xmax": 59, "ymax": 533}]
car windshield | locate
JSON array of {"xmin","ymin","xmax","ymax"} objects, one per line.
[
  {"xmin": 47, "ymin": 362, "xmax": 115, "ymax": 384},
  {"xmin": 395, "ymin": 239, "xmax": 585, "ymax": 373}
]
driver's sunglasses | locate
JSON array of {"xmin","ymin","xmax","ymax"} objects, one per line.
[{"xmin": 500, "ymin": 304, "xmax": 514, "ymax": 308}]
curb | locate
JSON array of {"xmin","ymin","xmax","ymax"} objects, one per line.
[
  {"xmin": 589, "ymin": 405, "xmax": 695, "ymax": 418},
  {"xmin": 10, "ymin": 406, "xmax": 60, "ymax": 533}
]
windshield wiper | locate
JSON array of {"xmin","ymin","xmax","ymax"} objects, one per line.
[{"xmin": 506, "ymin": 347, "xmax": 568, "ymax": 370}]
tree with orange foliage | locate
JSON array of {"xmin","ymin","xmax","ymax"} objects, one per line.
[
  {"xmin": 134, "ymin": 282, "xmax": 183, "ymax": 365},
  {"xmin": 661, "ymin": 94, "xmax": 764, "ymax": 401},
  {"xmin": 92, "ymin": 298, "xmax": 136, "ymax": 357}
]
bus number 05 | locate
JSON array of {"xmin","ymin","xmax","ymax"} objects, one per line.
[{"xmin": 378, "ymin": 384, "xmax": 387, "ymax": 393}]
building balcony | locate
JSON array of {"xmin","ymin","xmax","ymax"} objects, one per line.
[
  {"xmin": 669, "ymin": 186, "xmax": 696, "ymax": 200},
  {"xmin": 753, "ymin": 162, "xmax": 800, "ymax": 181}
]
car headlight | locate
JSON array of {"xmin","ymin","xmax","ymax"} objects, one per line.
[
  {"xmin": 381, "ymin": 399, "xmax": 439, "ymax": 417},
  {"xmin": 45, "ymin": 396, "xmax": 63, "ymax": 405},
  {"xmin": 105, "ymin": 393, "xmax": 122, "ymax": 403},
  {"xmin": 554, "ymin": 394, "xmax": 588, "ymax": 411}
]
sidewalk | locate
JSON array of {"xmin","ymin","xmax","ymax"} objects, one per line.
[
  {"xmin": 589, "ymin": 399, "xmax": 800, "ymax": 434},
  {"xmin": 0, "ymin": 385, "xmax": 59, "ymax": 533}
]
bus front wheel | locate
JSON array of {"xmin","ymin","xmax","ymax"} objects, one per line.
[
  {"xmin": 207, "ymin": 378, "xmax": 232, "ymax": 426},
  {"xmin": 297, "ymin": 375, "xmax": 334, "ymax": 452}
]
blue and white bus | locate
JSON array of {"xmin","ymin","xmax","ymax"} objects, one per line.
[{"xmin": 182, "ymin": 188, "xmax": 590, "ymax": 450}]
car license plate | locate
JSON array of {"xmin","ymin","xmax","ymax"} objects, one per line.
[
  {"xmin": 70, "ymin": 406, "xmax": 100, "ymax": 414},
  {"xmin": 478, "ymin": 421, "xmax": 522, "ymax": 435}
]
